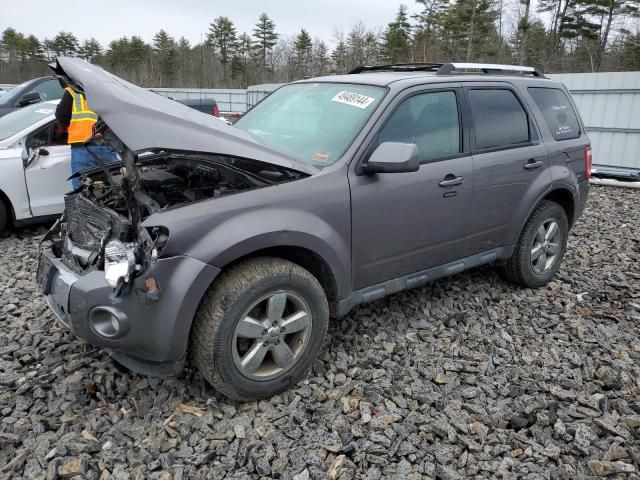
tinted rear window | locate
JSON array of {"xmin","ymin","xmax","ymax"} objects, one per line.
[
  {"xmin": 469, "ymin": 89, "xmax": 530, "ymax": 149},
  {"xmin": 528, "ymin": 87, "xmax": 580, "ymax": 140}
]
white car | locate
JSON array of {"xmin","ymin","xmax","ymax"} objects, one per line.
[{"xmin": 0, "ymin": 100, "xmax": 72, "ymax": 234}]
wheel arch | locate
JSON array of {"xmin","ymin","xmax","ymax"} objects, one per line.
[
  {"xmin": 542, "ymin": 188, "xmax": 576, "ymax": 227},
  {"xmin": 508, "ymin": 185, "xmax": 576, "ymax": 247},
  {"xmin": 0, "ymin": 188, "xmax": 15, "ymax": 228},
  {"xmin": 215, "ymin": 244, "xmax": 342, "ymax": 318}
]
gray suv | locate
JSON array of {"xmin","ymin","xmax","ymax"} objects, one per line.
[{"xmin": 38, "ymin": 59, "xmax": 590, "ymax": 400}]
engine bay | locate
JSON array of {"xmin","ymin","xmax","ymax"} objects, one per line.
[
  {"xmin": 53, "ymin": 152, "xmax": 307, "ymax": 281},
  {"xmin": 83, "ymin": 154, "xmax": 300, "ymax": 220}
]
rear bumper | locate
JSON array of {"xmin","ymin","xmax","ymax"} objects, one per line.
[
  {"xmin": 37, "ymin": 247, "xmax": 220, "ymax": 375},
  {"xmin": 573, "ymin": 180, "xmax": 590, "ymax": 226}
]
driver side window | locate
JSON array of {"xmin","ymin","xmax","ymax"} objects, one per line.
[
  {"xmin": 28, "ymin": 122, "xmax": 68, "ymax": 150},
  {"xmin": 378, "ymin": 90, "xmax": 461, "ymax": 162},
  {"xmin": 31, "ymin": 79, "xmax": 64, "ymax": 101}
]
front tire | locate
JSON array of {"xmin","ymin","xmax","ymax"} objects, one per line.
[
  {"xmin": 191, "ymin": 257, "xmax": 329, "ymax": 401},
  {"xmin": 502, "ymin": 200, "xmax": 569, "ymax": 288},
  {"xmin": 0, "ymin": 201, "xmax": 7, "ymax": 236}
]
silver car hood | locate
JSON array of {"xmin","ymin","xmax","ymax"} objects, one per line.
[{"xmin": 51, "ymin": 57, "xmax": 315, "ymax": 175}]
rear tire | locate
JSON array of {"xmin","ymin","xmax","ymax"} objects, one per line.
[
  {"xmin": 191, "ymin": 257, "xmax": 329, "ymax": 401},
  {"xmin": 502, "ymin": 200, "xmax": 568, "ymax": 288}
]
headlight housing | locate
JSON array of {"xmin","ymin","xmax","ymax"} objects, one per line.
[{"xmin": 104, "ymin": 240, "xmax": 136, "ymax": 287}]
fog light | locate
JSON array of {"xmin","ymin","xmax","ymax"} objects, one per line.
[{"xmin": 89, "ymin": 306, "xmax": 130, "ymax": 339}]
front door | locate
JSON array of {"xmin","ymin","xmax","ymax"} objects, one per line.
[
  {"xmin": 24, "ymin": 121, "xmax": 72, "ymax": 217},
  {"xmin": 350, "ymin": 86, "xmax": 473, "ymax": 290}
]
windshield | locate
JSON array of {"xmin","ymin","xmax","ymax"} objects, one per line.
[
  {"xmin": 0, "ymin": 101, "xmax": 56, "ymax": 141},
  {"xmin": 0, "ymin": 79, "xmax": 32, "ymax": 107},
  {"xmin": 235, "ymin": 83, "xmax": 385, "ymax": 167}
]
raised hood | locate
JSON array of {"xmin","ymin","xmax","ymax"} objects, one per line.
[{"xmin": 50, "ymin": 57, "xmax": 315, "ymax": 175}]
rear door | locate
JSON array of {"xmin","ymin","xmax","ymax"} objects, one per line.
[
  {"xmin": 464, "ymin": 82, "xmax": 552, "ymax": 255},
  {"xmin": 350, "ymin": 84, "xmax": 473, "ymax": 289}
]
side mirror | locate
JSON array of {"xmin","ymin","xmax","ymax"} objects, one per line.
[
  {"xmin": 360, "ymin": 142, "xmax": 420, "ymax": 174},
  {"xmin": 22, "ymin": 147, "xmax": 39, "ymax": 167},
  {"xmin": 18, "ymin": 91, "xmax": 42, "ymax": 107},
  {"xmin": 21, "ymin": 145, "xmax": 29, "ymax": 166}
]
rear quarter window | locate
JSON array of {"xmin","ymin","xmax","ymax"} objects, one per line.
[{"xmin": 528, "ymin": 87, "xmax": 580, "ymax": 141}]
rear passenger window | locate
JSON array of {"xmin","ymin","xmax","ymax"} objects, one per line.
[
  {"xmin": 469, "ymin": 89, "xmax": 530, "ymax": 149},
  {"xmin": 528, "ymin": 87, "xmax": 580, "ymax": 140},
  {"xmin": 377, "ymin": 90, "xmax": 460, "ymax": 161}
]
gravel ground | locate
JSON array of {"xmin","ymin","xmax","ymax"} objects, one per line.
[{"xmin": 1, "ymin": 185, "xmax": 640, "ymax": 480}]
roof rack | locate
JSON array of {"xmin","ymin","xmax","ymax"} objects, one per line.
[
  {"xmin": 348, "ymin": 62, "xmax": 546, "ymax": 78},
  {"xmin": 436, "ymin": 63, "xmax": 546, "ymax": 77},
  {"xmin": 349, "ymin": 63, "xmax": 444, "ymax": 74}
]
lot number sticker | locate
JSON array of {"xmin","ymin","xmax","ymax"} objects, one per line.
[{"xmin": 331, "ymin": 91, "xmax": 376, "ymax": 109}]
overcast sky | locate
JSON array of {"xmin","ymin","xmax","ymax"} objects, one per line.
[{"xmin": 2, "ymin": 0, "xmax": 423, "ymax": 47}]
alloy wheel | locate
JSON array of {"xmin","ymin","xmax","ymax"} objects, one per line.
[
  {"xmin": 530, "ymin": 219, "xmax": 561, "ymax": 274},
  {"xmin": 232, "ymin": 291, "xmax": 312, "ymax": 380}
]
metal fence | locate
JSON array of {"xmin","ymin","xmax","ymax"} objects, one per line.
[
  {"xmin": 150, "ymin": 86, "xmax": 282, "ymax": 113},
  {"xmin": 246, "ymin": 83, "xmax": 284, "ymax": 109},
  {"xmin": 150, "ymin": 88, "xmax": 249, "ymax": 113},
  {"xmin": 548, "ymin": 72, "xmax": 640, "ymax": 173}
]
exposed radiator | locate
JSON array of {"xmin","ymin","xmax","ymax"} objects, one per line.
[{"xmin": 64, "ymin": 194, "xmax": 133, "ymax": 251}]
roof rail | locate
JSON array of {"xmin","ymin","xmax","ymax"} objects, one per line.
[
  {"xmin": 437, "ymin": 63, "xmax": 546, "ymax": 77},
  {"xmin": 349, "ymin": 63, "xmax": 444, "ymax": 74}
]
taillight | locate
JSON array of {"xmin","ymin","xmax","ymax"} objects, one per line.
[
  {"xmin": 213, "ymin": 104, "xmax": 220, "ymax": 117},
  {"xmin": 584, "ymin": 145, "xmax": 592, "ymax": 179}
]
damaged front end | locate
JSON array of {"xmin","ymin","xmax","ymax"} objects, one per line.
[
  {"xmin": 48, "ymin": 126, "xmax": 305, "ymax": 302},
  {"xmin": 38, "ymin": 127, "xmax": 307, "ymax": 374},
  {"xmin": 39, "ymin": 57, "xmax": 314, "ymax": 374}
]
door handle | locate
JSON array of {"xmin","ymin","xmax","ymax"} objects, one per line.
[
  {"xmin": 524, "ymin": 159, "xmax": 543, "ymax": 170},
  {"xmin": 439, "ymin": 175, "xmax": 464, "ymax": 187}
]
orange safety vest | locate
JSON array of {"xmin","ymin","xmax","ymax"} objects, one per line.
[{"xmin": 66, "ymin": 87, "xmax": 98, "ymax": 144}]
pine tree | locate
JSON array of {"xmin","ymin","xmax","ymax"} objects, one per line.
[
  {"xmin": 515, "ymin": 19, "xmax": 550, "ymax": 67},
  {"xmin": 294, "ymin": 29, "xmax": 313, "ymax": 77},
  {"xmin": 232, "ymin": 33, "xmax": 252, "ymax": 85},
  {"xmin": 441, "ymin": 0, "xmax": 499, "ymax": 61},
  {"xmin": 414, "ymin": 0, "xmax": 448, "ymax": 35},
  {"xmin": 332, "ymin": 39, "xmax": 349, "ymax": 73},
  {"xmin": 517, "ymin": 0, "xmax": 532, "ymax": 63},
  {"xmin": 106, "ymin": 36, "xmax": 151, "ymax": 71},
  {"xmin": 382, "ymin": 5, "xmax": 412, "ymax": 63},
  {"xmin": 78, "ymin": 38, "xmax": 103, "ymax": 62},
  {"xmin": 51, "ymin": 31, "xmax": 79, "ymax": 57},
  {"xmin": 206, "ymin": 17, "xmax": 237, "ymax": 72},
  {"xmin": 153, "ymin": 30, "xmax": 177, "ymax": 85},
  {"xmin": 252, "ymin": 13, "xmax": 278, "ymax": 70},
  {"xmin": 585, "ymin": 0, "xmax": 640, "ymax": 70},
  {"xmin": 618, "ymin": 24, "xmax": 640, "ymax": 69},
  {"xmin": 312, "ymin": 40, "xmax": 330, "ymax": 76}
]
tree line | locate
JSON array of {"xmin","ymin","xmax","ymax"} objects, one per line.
[{"xmin": 0, "ymin": 0, "xmax": 638, "ymax": 88}]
